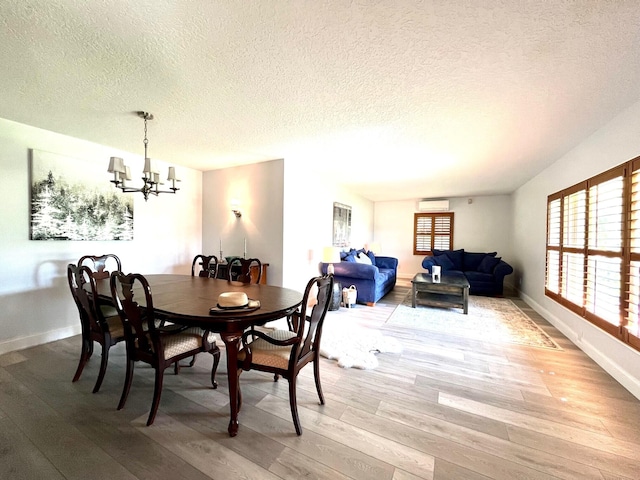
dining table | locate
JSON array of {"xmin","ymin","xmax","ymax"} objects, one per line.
[{"xmin": 96, "ymin": 273, "xmax": 303, "ymax": 436}]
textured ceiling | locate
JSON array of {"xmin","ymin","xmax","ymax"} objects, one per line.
[{"xmin": 1, "ymin": 1, "xmax": 640, "ymax": 201}]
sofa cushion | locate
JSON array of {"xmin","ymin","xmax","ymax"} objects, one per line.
[
  {"xmin": 464, "ymin": 251, "xmax": 496, "ymax": 271},
  {"xmin": 433, "ymin": 248, "xmax": 464, "ymax": 270},
  {"xmin": 478, "ymin": 255, "xmax": 501, "ymax": 273},
  {"xmin": 433, "ymin": 254, "xmax": 455, "ymax": 271}
]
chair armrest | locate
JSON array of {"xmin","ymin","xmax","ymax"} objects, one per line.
[
  {"xmin": 241, "ymin": 329, "xmax": 300, "ymax": 347},
  {"xmin": 375, "ymin": 256, "xmax": 398, "ymax": 269},
  {"xmin": 493, "ymin": 261, "xmax": 513, "ymax": 279},
  {"xmin": 421, "ymin": 256, "xmax": 436, "ymax": 271}
]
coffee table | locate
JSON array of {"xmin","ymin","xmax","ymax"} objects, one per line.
[{"xmin": 411, "ymin": 273, "xmax": 470, "ymax": 314}]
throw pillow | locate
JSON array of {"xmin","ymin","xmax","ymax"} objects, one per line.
[
  {"xmin": 433, "ymin": 254, "xmax": 455, "ymax": 271},
  {"xmin": 343, "ymin": 254, "xmax": 356, "ymax": 262},
  {"xmin": 478, "ymin": 255, "xmax": 501, "ymax": 274},
  {"xmin": 355, "ymin": 252, "xmax": 372, "ymax": 265},
  {"xmin": 433, "ymin": 248, "xmax": 464, "ymax": 270},
  {"xmin": 365, "ymin": 250, "xmax": 376, "ymax": 266},
  {"xmin": 463, "ymin": 251, "xmax": 497, "ymax": 271}
]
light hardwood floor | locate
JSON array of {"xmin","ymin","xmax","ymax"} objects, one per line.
[{"xmin": 2, "ymin": 282, "xmax": 640, "ymax": 479}]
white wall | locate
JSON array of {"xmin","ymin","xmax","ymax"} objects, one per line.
[
  {"xmin": 374, "ymin": 195, "xmax": 513, "ymax": 282},
  {"xmin": 282, "ymin": 160, "xmax": 374, "ymax": 290},
  {"xmin": 0, "ymin": 118, "xmax": 203, "ymax": 355},
  {"xmin": 202, "ymin": 160, "xmax": 285, "ymax": 286},
  {"xmin": 513, "ymin": 100, "xmax": 640, "ymax": 399}
]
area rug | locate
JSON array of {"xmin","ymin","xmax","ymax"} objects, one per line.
[
  {"xmin": 319, "ymin": 318, "xmax": 403, "ymax": 369},
  {"xmin": 386, "ymin": 293, "xmax": 561, "ymax": 351},
  {"xmin": 261, "ymin": 317, "xmax": 403, "ymax": 370}
]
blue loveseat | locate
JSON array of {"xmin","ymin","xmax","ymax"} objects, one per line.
[
  {"xmin": 320, "ymin": 248, "xmax": 398, "ymax": 305},
  {"xmin": 421, "ymin": 249, "xmax": 513, "ymax": 296}
]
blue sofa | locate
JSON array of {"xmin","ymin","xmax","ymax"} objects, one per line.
[
  {"xmin": 421, "ymin": 249, "xmax": 513, "ymax": 296},
  {"xmin": 320, "ymin": 248, "xmax": 398, "ymax": 305}
]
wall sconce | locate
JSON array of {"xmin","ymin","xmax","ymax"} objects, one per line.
[{"xmin": 231, "ymin": 200, "xmax": 242, "ymax": 218}]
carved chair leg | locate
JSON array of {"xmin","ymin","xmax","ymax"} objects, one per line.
[
  {"xmin": 92, "ymin": 341, "xmax": 110, "ymax": 393},
  {"xmin": 72, "ymin": 338, "xmax": 91, "ymax": 382},
  {"xmin": 118, "ymin": 357, "xmax": 135, "ymax": 410},
  {"xmin": 236, "ymin": 369, "xmax": 243, "ymax": 413},
  {"xmin": 288, "ymin": 378, "xmax": 302, "ymax": 436},
  {"xmin": 147, "ymin": 367, "xmax": 165, "ymax": 426},
  {"xmin": 210, "ymin": 347, "xmax": 220, "ymax": 389},
  {"xmin": 313, "ymin": 358, "xmax": 325, "ymax": 405}
]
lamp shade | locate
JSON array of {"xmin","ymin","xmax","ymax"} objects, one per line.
[
  {"xmin": 143, "ymin": 157, "xmax": 152, "ymax": 174},
  {"xmin": 367, "ymin": 242, "xmax": 381, "ymax": 254},
  {"xmin": 108, "ymin": 157, "xmax": 125, "ymax": 173},
  {"xmin": 322, "ymin": 247, "xmax": 340, "ymax": 263}
]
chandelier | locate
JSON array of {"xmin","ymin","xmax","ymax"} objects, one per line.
[{"xmin": 107, "ymin": 111, "xmax": 180, "ymax": 201}]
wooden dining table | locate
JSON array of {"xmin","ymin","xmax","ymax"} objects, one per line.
[{"xmin": 96, "ymin": 274, "xmax": 303, "ymax": 436}]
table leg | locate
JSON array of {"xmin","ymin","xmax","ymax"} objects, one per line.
[
  {"xmin": 412, "ymin": 284, "xmax": 417, "ymax": 308},
  {"xmin": 463, "ymin": 286, "xmax": 469, "ymax": 314},
  {"xmin": 220, "ymin": 331, "xmax": 242, "ymax": 436}
]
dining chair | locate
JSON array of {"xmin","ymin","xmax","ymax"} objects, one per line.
[
  {"xmin": 186, "ymin": 254, "xmax": 220, "ymax": 369},
  {"xmin": 237, "ymin": 274, "xmax": 333, "ymax": 435},
  {"xmin": 110, "ymin": 271, "xmax": 221, "ymax": 426},
  {"xmin": 79, "ymin": 254, "xmax": 122, "ymax": 317},
  {"xmin": 191, "ymin": 254, "xmax": 219, "ymax": 278},
  {"xmin": 67, "ymin": 263, "xmax": 126, "ymax": 393},
  {"xmin": 79, "ymin": 254, "xmax": 122, "ymax": 280},
  {"xmin": 228, "ymin": 257, "xmax": 261, "ymax": 284}
]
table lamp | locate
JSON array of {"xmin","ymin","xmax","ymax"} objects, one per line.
[{"xmin": 323, "ymin": 247, "xmax": 340, "ymax": 275}]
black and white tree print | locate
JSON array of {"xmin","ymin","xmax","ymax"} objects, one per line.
[{"xmin": 30, "ymin": 151, "xmax": 134, "ymax": 241}]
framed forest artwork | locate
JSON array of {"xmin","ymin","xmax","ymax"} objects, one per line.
[
  {"xmin": 30, "ymin": 149, "xmax": 134, "ymax": 240},
  {"xmin": 332, "ymin": 202, "xmax": 351, "ymax": 247}
]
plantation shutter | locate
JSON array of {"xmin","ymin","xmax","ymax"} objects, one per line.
[
  {"xmin": 561, "ymin": 187, "xmax": 587, "ymax": 306},
  {"xmin": 433, "ymin": 215, "xmax": 452, "ymax": 250},
  {"xmin": 546, "ymin": 196, "xmax": 561, "ymax": 294},
  {"xmin": 585, "ymin": 171, "xmax": 624, "ymax": 326},
  {"xmin": 627, "ymin": 160, "xmax": 640, "ymax": 346},
  {"xmin": 415, "ymin": 215, "xmax": 432, "ymax": 254},
  {"xmin": 414, "ymin": 213, "xmax": 454, "ymax": 254}
]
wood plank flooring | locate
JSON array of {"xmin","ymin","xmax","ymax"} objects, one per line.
[{"xmin": 2, "ymin": 281, "xmax": 640, "ymax": 479}]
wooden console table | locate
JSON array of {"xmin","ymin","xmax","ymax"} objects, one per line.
[{"xmin": 216, "ymin": 262, "xmax": 269, "ymax": 285}]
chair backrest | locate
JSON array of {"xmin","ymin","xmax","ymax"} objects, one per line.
[
  {"xmin": 67, "ymin": 263, "xmax": 106, "ymax": 334},
  {"xmin": 191, "ymin": 254, "xmax": 218, "ymax": 278},
  {"xmin": 79, "ymin": 254, "xmax": 122, "ymax": 280},
  {"xmin": 110, "ymin": 271, "xmax": 158, "ymax": 357},
  {"xmin": 228, "ymin": 257, "xmax": 261, "ymax": 284},
  {"xmin": 291, "ymin": 275, "xmax": 333, "ymax": 365}
]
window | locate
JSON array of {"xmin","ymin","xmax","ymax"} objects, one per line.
[
  {"xmin": 545, "ymin": 159, "xmax": 640, "ymax": 352},
  {"xmin": 414, "ymin": 212, "xmax": 454, "ymax": 255}
]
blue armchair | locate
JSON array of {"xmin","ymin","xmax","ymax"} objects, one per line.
[{"xmin": 320, "ymin": 249, "xmax": 398, "ymax": 305}]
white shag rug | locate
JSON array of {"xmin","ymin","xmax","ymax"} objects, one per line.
[
  {"xmin": 319, "ymin": 320, "xmax": 403, "ymax": 369},
  {"xmin": 262, "ymin": 316, "xmax": 403, "ymax": 370}
]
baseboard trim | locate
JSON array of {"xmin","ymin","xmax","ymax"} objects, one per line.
[
  {"xmin": 520, "ymin": 291, "xmax": 640, "ymax": 401},
  {"xmin": 0, "ymin": 325, "xmax": 81, "ymax": 356}
]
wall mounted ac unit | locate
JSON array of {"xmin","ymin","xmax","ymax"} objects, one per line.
[{"xmin": 418, "ymin": 200, "xmax": 450, "ymax": 212}]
